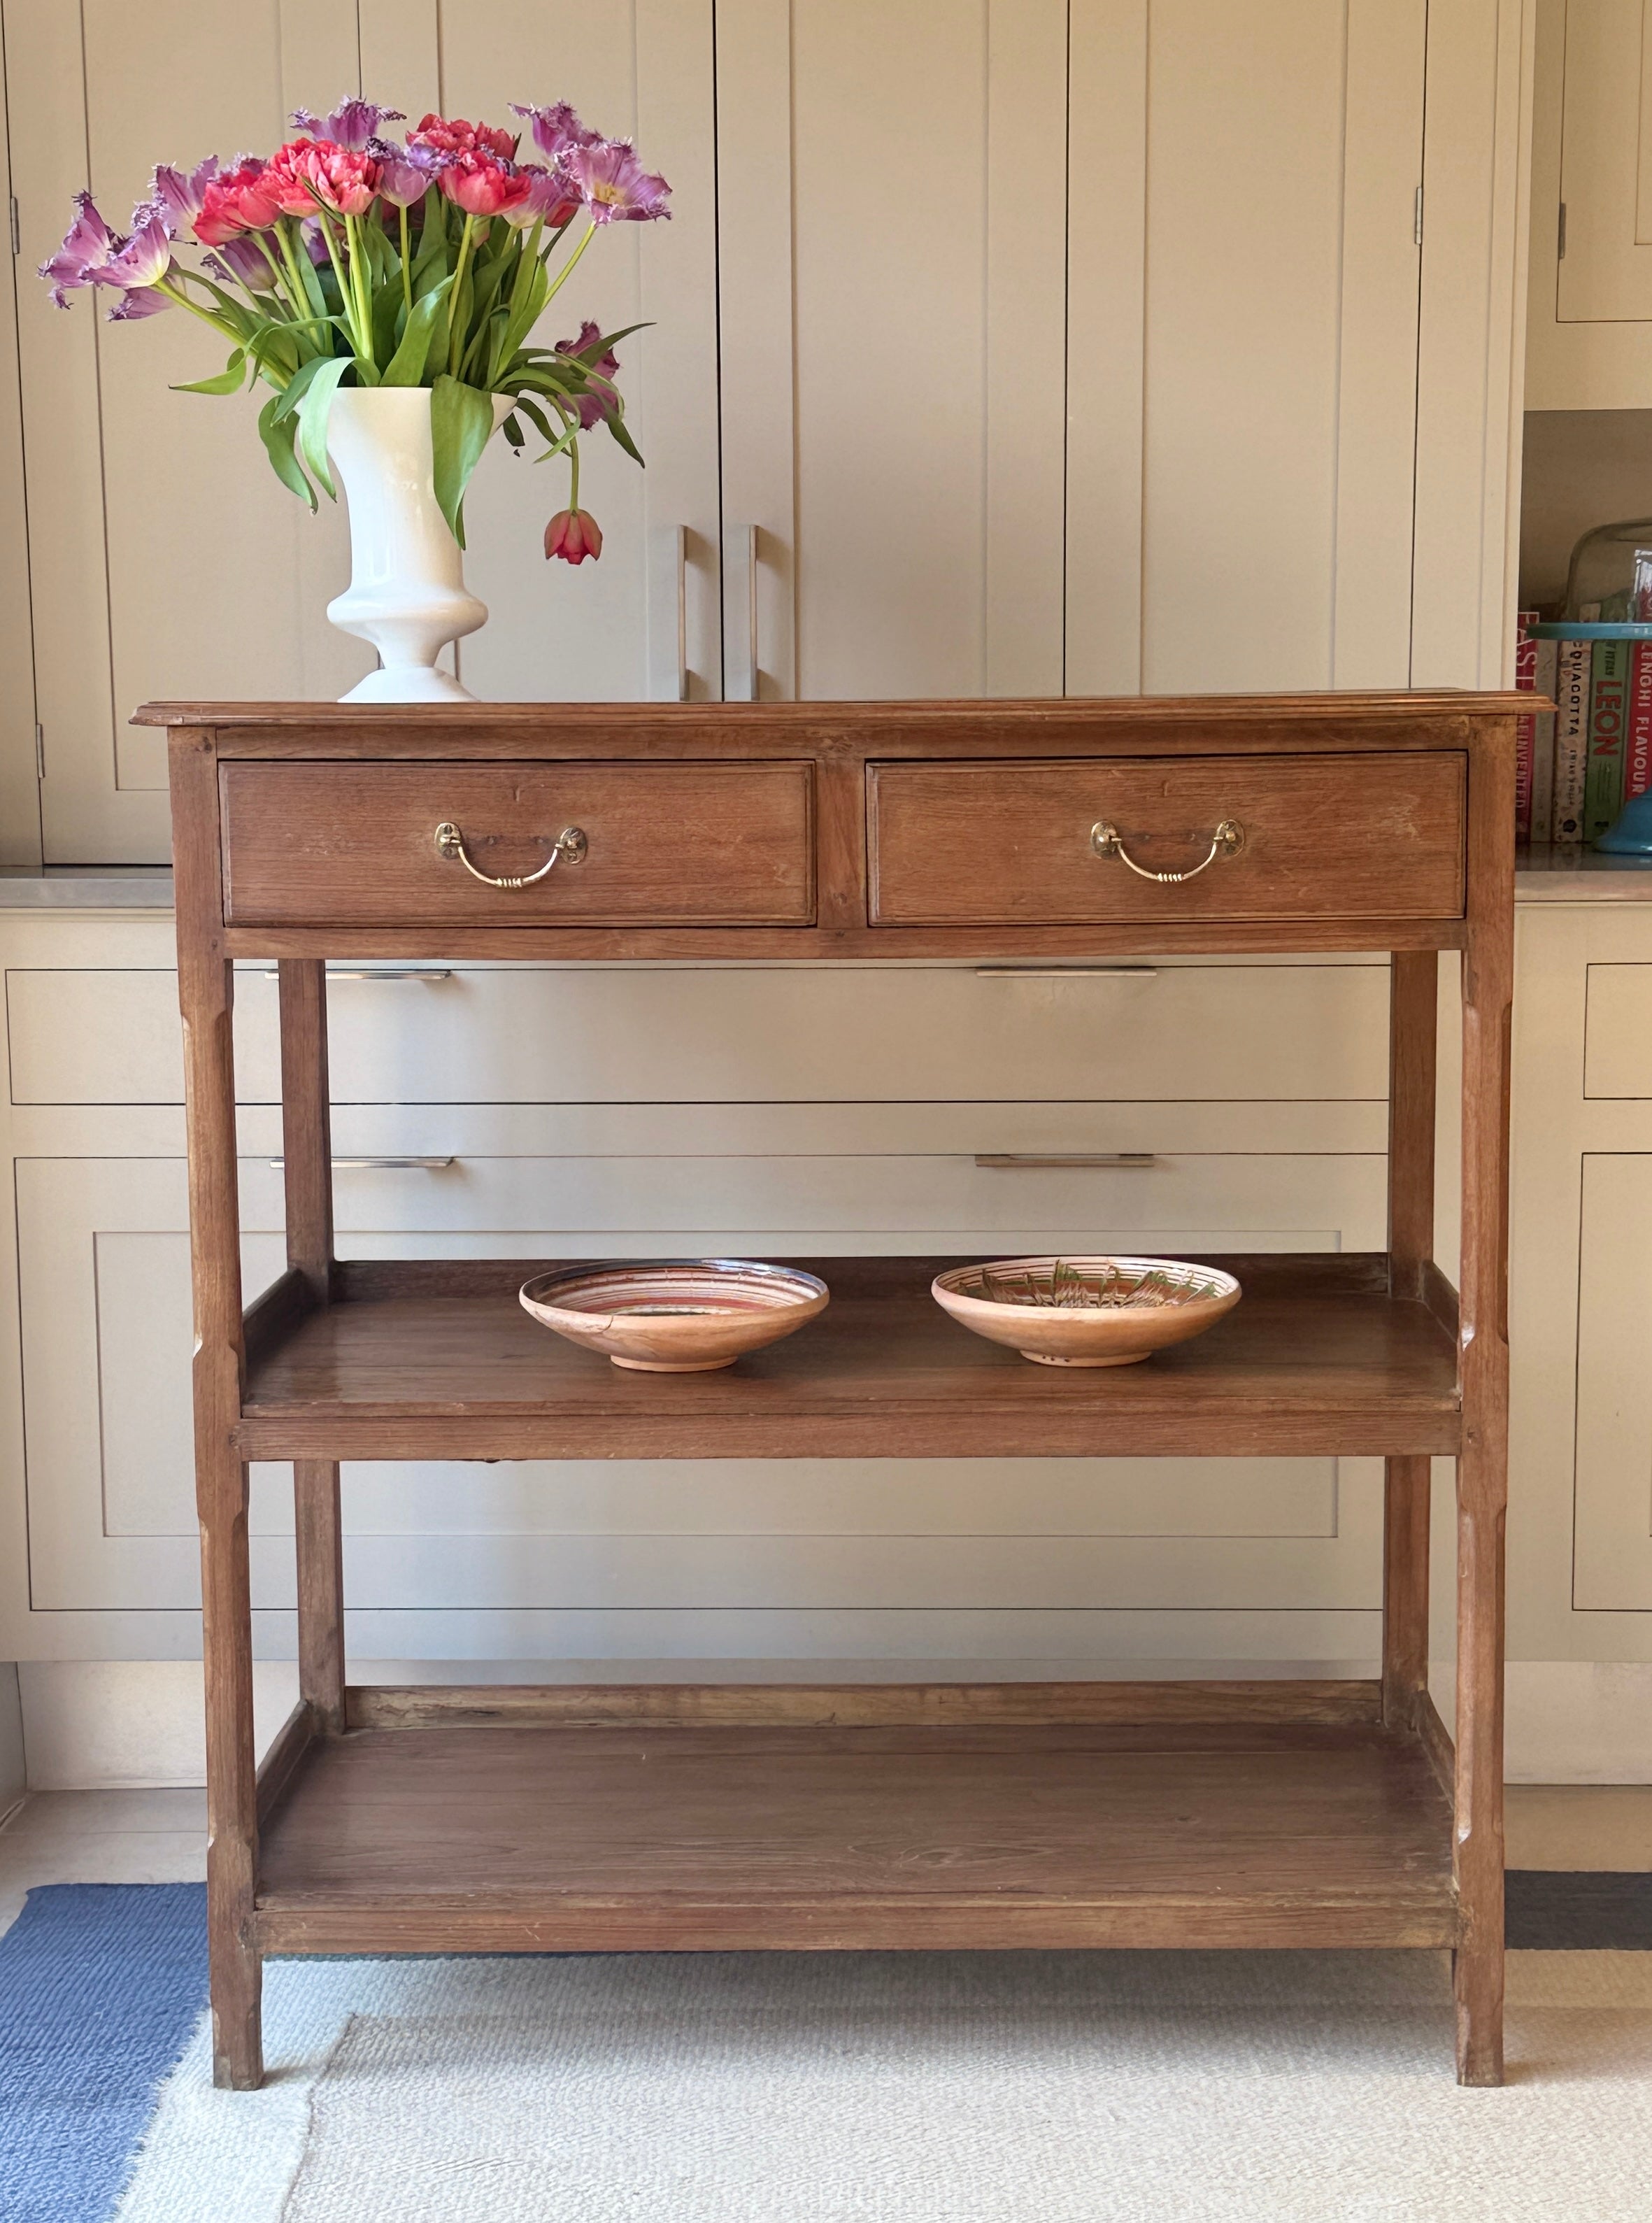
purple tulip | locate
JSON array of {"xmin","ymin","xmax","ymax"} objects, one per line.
[
  {"xmin": 38, "ymin": 191, "xmax": 118, "ymax": 306},
  {"xmin": 366, "ymin": 141, "xmax": 429, "ymax": 209},
  {"xmin": 563, "ymin": 139, "xmax": 671, "ymax": 225},
  {"xmin": 106, "ymin": 287, "xmax": 171, "ymax": 320},
  {"xmin": 290, "ymin": 98, "xmax": 405, "ymax": 150},
  {"xmin": 501, "ymin": 164, "xmax": 578, "ymax": 229},
  {"xmin": 150, "ymin": 155, "xmax": 219, "ymax": 235},
  {"xmin": 508, "ymin": 101, "xmax": 599, "ymax": 165},
  {"xmin": 555, "ymin": 319, "xmax": 621, "ymax": 427},
  {"xmin": 206, "ymin": 234, "xmax": 273, "ymax": 288},
  {"xmin": 101, "ymin": 205, "xmax": 176, "ymax": 294},
  {"xmin": 301, "ymin": 218, "xmax": 332, "ymax": 265}
]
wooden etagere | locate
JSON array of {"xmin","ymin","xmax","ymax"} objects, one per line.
[{"xmin": 141, "ymin": 693, "xmax": 1517, "ymax": 2091}]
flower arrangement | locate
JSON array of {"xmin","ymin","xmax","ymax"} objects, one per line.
[{"xmin": 39, "ymin": 96, "xmax": 670, "ymax": 557}]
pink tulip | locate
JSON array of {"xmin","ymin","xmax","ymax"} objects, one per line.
[
  {"xmin": 263, "ymin": 140, "xmax": 380, "ymax": 219},
  {"xmin": 439, "ymin": 154, "xmax": 532, "ymax": 218},
  {"xmin": 544, "ymin": 509, "xmax": 603, "ymax": 564},
  {"xmin": 194, "ymin": 160, "xmax": 283, "ymax": 245},
  {"xmin": 408, "ymin": 113, "xmax": 517, "ymax": 163}
]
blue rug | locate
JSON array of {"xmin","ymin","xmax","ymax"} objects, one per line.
[{"xmin": 0, "ymin": 1884, "xmax": 208, "ymax": 2223}]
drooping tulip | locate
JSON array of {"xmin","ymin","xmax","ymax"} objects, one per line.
[
  {"xmin": 555, "ymin": 320, "xmax": 621, "ymax": 429},
  {"xmin": 545, "ymin": 509, "xmax": 603, "ymax": 564}
]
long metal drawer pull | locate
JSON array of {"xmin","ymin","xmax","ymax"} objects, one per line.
[
  {"xmin": 269, "ymin": 1156, "xmax": 455, "ymax": 1170},
  {"xmin": 434, "ymin": 821, "xmax": 587, "ymax": 886},
  {"xmin": 1090, "ymin": 818, "xmax": 1244, "ymax": 881},
  {"xmin": 262, "ymin": 969, "xmax": 453, "ymax": 983},
  {"xmin": 974, "ymin": 1152, "xmax": 1156, "ymax": 1169},
  {"xmin": 974, "ymin": 965, "xmax": 1159, "ymax": 980}
]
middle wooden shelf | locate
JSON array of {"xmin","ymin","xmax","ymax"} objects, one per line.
[{"xmin": 237, "ymin": 1253, "xmax": 1461, "ymax": 1464}]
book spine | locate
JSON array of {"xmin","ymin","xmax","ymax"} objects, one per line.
[
  {"xmin": 1553, "ymin": 638, "xmax": 1593, "ymax": 846},
  {"xmin": 1514, "ymin": 611, "xmax": 1538, "ymax": 842},
  {"xmin": 1585, "ymin": 637, "xmax": 1632, "ymax": 843},
  {"xmin": 1531, "ymin": 638, "xmax": 1559, "ymax": 845},
  {"xmin": 1628, "ymin": 640, "xmax": 1652, "ymax": 801}
]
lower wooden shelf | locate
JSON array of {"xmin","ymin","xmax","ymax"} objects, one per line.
[
  {"xmin": 253, "ymin": 1683, "xmax": 1458, "ymax": 1958},
  {"xmin": 238, "ymin": 1251, "xmax": 1461, "ymax": 1461}
]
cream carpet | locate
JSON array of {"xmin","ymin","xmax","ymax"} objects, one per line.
[{"xmin": 116, "ymin": 1949, "xmax": 1652, "ymax": 2223}]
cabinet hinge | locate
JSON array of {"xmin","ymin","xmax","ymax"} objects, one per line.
[
  {"xmin": 34, "ymin": 725, "xmax": 44, "ymax": 782},
  {"xmin": 8, "ymin": 199, "xmax": 18, "ymax": 258},
  {"xmin": 1558, "ymin": 201, "xmax": 1567, "ymax": 260},
  {"xmin": 1414, "ymin": 184, "xmax": 1424, "ymax": 248}
]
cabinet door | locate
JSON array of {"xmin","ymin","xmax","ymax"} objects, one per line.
[
  {"xmin": 1573, "ymin": 1153, "xmax": 1652, "ymax": 1609},
  {"xmin": 19, "ymin": 1151, "xmax": 1385, "ymax": 1654},
  {"xmin": 1553, "ymin": 0, "xmax": 1652, "ymax": 324},
  {"xmin": 8, "ymin": 0, "xmax": 366, "ymax": 865},
  {"xmin": 418, "ymin": 1, "xmax": 722, "ymax": 704},
  {"xmin": 1067, "ymin": 0, "xmax": 1426, "ymax": 693},
  {"xmin": 715, "ymin": 0, "xmax": 1070, "ymax": 699}
]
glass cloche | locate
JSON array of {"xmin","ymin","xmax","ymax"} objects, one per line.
[{"xmin": 1564, "ymin": 517, "xmax": 1652, "ymax": 623}]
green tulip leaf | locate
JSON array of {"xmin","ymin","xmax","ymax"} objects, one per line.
[
  {"xmin": 382, "ymin": 278, "xmax": 452, "ymax": 388},
  {"xmin": 430, "ymin": 374, "xmax": 495, "ymax": 546},
  {"xmin": 171, "ymin": 348, "xmax": 248, "ymax": 397},
  {"xmin": 257, "ymin": 391, "xmax": 317, "ymax": 510},
  {"xmin": 296, "ymin": 355, "xmax": 352, "ymax": 500}
]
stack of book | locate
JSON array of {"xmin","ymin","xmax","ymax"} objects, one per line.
[{"xmin": 1516, "ymin": 610, "xmax": 1652, "ymax": 848}]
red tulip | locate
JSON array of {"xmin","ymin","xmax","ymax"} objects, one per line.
[{"xmin": 544, "ymin": 509, "xmax": 603, "ymax": 564}]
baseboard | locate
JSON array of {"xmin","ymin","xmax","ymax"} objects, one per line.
[{"xmin": 17, "ymin": 1656, "xmax": 1652, "ymax": 1788}]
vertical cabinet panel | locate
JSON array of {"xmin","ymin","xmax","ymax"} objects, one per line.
[
  {"xmin": 717, "ymin": 0, "xmax": 1069, "ymax": 700},
  {"xmin": 1067, "ymin": 0, "xmax": 1424, "ymax": 695},
  {"xmin": 1573, "ymin": 1154, "xmax": 1652, "ymax": 1610},
  {"xmin": 7, "ymin": 0, "xmax": 366, "ymax": 864},
  {"xmin": 1554, "ymin": 0, "xmax": 1652, "ymax": 322},
  {"xmin": 434, "ymin": 0, "xmax": 722, "ymax": 703}
]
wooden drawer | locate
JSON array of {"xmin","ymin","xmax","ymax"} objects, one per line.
[
  {"xmin": 219, "ymin": 761, "xmax": 816, "ymax": 928},
  {"xmin": 867, "ymin": 754, "xmax": 1466, "ymax": 925}
]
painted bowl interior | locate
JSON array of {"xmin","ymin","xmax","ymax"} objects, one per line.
[
  {"xmin": 519, "ymin": 1260, "xmax": 829, "ymax": 1372},
  {"xmin": 931, "ymin": 1255, "xmax": 1241, "ymax": 1368}
]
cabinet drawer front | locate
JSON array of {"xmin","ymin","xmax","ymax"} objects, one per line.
[
  {"xmin": 867, "ymin": 755, "xmax": 1466, "ymax": 925},
  {"xmin": 220, "ymin": 762, "xmax": 816, "ymax": 928}
]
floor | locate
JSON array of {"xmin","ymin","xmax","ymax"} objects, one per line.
[{"xmin": 0, "ymin": 1782, "xmax": 1647, "ymax": 1941}]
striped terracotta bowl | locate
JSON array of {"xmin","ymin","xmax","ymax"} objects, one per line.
[
  {"xmin": 520, "ymin": 1260, "xmax": 830, "ymax": 1372},
  {"xmin": 932, "ymin": 1255, "xmax": 1241, "ymax": 1368}
]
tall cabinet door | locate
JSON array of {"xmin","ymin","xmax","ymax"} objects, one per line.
[
  {"xmin": 7, "ymin": 0, "xmax": 366, "ymax": 864},
  {"xmin": 715, "ymin": 0, "xmax": 1071, "ymax": 700},
  {"xmin": 1067, "ymin": 0, "xmax": 1427, "ymax": 695}
]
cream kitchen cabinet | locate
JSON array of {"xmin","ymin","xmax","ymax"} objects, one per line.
[
  {"xmin": 5, "ymin": 0, "xmax": 1523, "ymax": 860},
  {"xmin": 1527, "ymin": 0, "xmax": 1652, "ymax": 409}
]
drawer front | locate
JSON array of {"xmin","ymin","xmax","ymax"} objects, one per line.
[
  {"xmin": 219, "ymin": 761, "xmax": 816, "ymax": 928},
  {"xmin": 6, "ymin": 962, "xmax": 1388, "ymax": 1105},
  {"xmin": 867, "ymin": 754, "xmax": 1466, "ymax": 925}
]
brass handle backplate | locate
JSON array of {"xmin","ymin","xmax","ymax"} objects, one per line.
[
  {"xmin": 434, "ymin": 821, "xmax": 588, "ymax": 888},
  {"xmin": 1090, "ymin": 818, "xmax": 1244, "ymax": 883}
]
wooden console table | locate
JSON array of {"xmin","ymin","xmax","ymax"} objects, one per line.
[{"xmin": 140, "ymin": 693, "xmax": 1517, "ymax": 2090}]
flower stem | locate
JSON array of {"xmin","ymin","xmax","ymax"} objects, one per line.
[
  {"xmin": 543, "ymin": 222, "xmax": 596, "ymax": 305},
  {"xmin": 315, "ymin": 213, "xmax": 363, "ymax": 361},
  {"xmin": 447, "ymin": 212, "xmax": 476, "ymax": 378},
  {"xmin": 398, "ymin": 204, "xmax": 412, "ymax": 318},
  {"xmin": 344, "ymin": 213, "xmax": 376, "ymax": 372},
  {"xmin": 568, "ymin": 434, "xmax": 581, "ymax": 513}
]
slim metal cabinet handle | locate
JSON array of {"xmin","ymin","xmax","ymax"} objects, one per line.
[
  {"xmin": 974, "ymin": 966, "xmax": 1160, "ymax": 980},
  {"xmin": 725, "ymin": 524, "xmax": 760, "ymax": 701},
  {"xmin": 974, "ymin": 1153, "xmax": 1157, "ymax": 1170},
  {"xmin": 268, "ymin": 1156, "xmax": 457, "ymax": 1170},
  {"xmin": 262, "ymin": 969, "xmax": 453, "ymax": 983}
]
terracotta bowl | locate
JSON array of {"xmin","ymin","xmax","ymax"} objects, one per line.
[
  {"xmin": 931, "ymin": 1255, "xmax": 1241, "ymax": 1368},
  {"xmin": 519, "ymin": 1260, "xmax": 829, "ymax": 1372}
]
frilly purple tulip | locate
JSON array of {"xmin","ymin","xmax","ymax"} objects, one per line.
[
  {"xmin": 508, "ymin": 100, "xmax": 599, "ymax": 164},
  {"xmin": 101, "ymin": 205, "xmax": 176, "ymax": 294},
  {"xmin": 366, "ymin": 140, "xmax": 429, "ymax": 209},
  {"xmin": 150, "ymin": 155, "xmax": 219, "ymax": 236},
  {"xmin": 106, "ymin": 287, "xmax": 172, "ymax": 320},
  {"xmin": 205, "ymin": 234, "xmax": 273, "ymax": 288},
  {"xmin": 38, "ymin": 191, "xmax": 116, "ymax": 306},
  {"xmin": 555, "ymin": 320, "xmax": 621, "ymax": 428},
  {"xmin": 290, "ymin": 97, "xmax": 404, "ymax": 150},
  {"xmin": 501, "ymin": 164, "xmax": 578, "ymax": 230},
  {"xmin": 563, "ymin": 139, "xmax": 671, "ymax": 225}
]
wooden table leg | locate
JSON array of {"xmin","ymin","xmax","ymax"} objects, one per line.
[
  {"xmin": 1384, "ymin": 952, "xmax": 1438, "ymax": 1732},
  {"xmin": 1453, "ymin": 739, "xmax": 1514, "ymax": 2088},
  {"xmin": 173, "ymin": 729, "xmax": 262, "ymax": 2090},
  {"xmin": 278, "ymin": 961, "xmax": 345, "ymax": 1735}
]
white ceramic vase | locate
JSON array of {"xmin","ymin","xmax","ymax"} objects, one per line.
[{"xmin": 325, "ymin": 387, "xmax": 507, "ymax": 705}]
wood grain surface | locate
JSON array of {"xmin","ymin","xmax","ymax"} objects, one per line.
[
  {"xmin": 220, "ymin": 760, "xmax": 815, "ymax": 928},
  {"xmin": 867, "ymin": 755, "xmax": 1466, "ymax": 924},
  {"xmin": 253, "ymin": 1719, "xmax": 1458, "ymax": 1954},
  {"xmin": 233, "ymin": 1252, "xmax": 1462, "ymax": 1463}
]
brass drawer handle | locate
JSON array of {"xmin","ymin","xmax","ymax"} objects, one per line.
[
  {"xmin": 434, "ymin": 821, "xmax": 587, "ymax": 887},
  {"xmin": 1090, "ymin": 818, "xmax": 1244, "ymax": 882}
]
